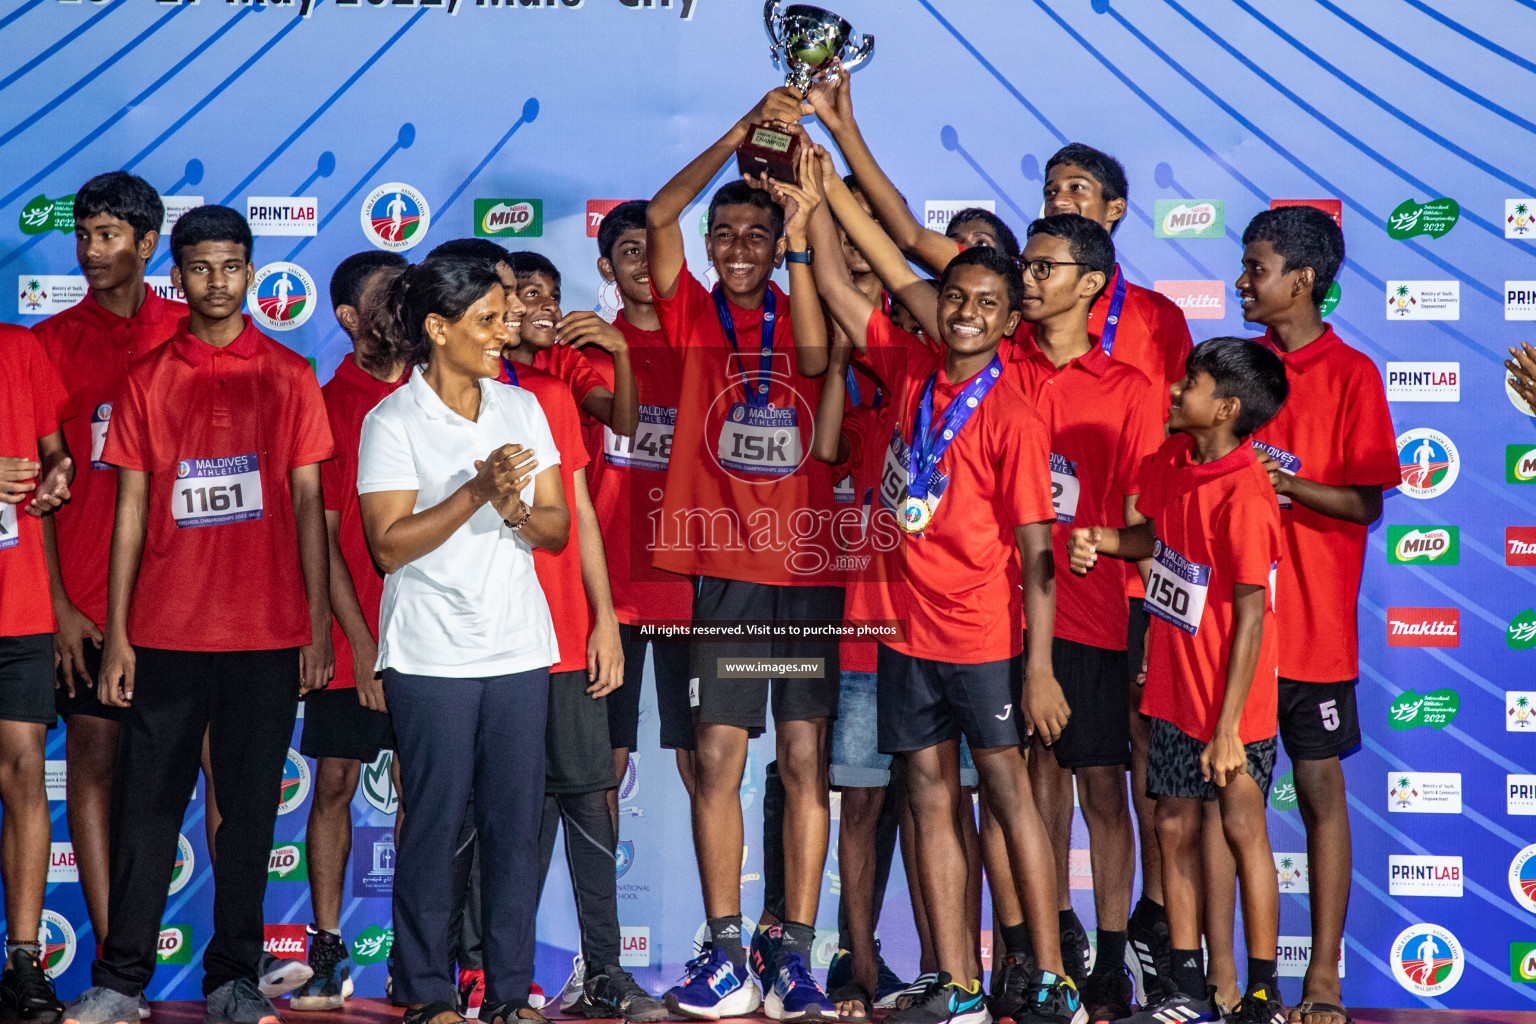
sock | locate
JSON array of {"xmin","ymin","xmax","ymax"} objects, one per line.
[
  {"xmin": 780, "ymin": 921, "xmax": 815, "ymax": 960},
  {"xmin": 1170, "ymin": 947, "xmax": 1205, "ymax": 1000},
  {"xmin": 1133, "ymin": 894, "xmax": 1166, "ymax": 923},
  {"xmin": 1059, "ymin": 908, "xmax": 1085, "ymax": 938},
  {"xmin": 1000, "ymin": 923, "xmax": 1033, "ymax": 958},
  {"xmin": 1093, "ymin": 931, "xmax": 1127, "ymax": 977},
  {"xmin": 709, "ymin": 916, "xmax": 746, "ymax": 970},
  {"xmin": 4, "ymin": 940, "xmax": 40, "ymax": 967},
  {"xmin": 1246, "ymin": 957, "xmax": 1277, "ymax": 994}
]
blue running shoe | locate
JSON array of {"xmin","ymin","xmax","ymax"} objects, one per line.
[
  {"xmin": 765, "ymin": 950, "xmax": 836, "ymax": 1021},
  {"xmin": 663, "ymin": 947, "xmax": 762, "ymax": 1021},
  {"xmin": 749, "ymin": 924, "xmax": 783, "ymax": 984}
]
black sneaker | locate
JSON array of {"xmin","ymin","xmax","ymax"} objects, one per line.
[
  {"xmin": 987, "ymin": 952, "xmax": 1035, "ymax": 1021},
  {"xmin": 203, "ymin": 978, "xmax": 282, "ymax": 1024},
  {"xmin": 1124, "ymin": 904, "xmax": 1171, "ymax": 1008},
  {"xmin": 1015, "ymin": 972, "xmax": 1084, "ymax": 1024},
  {"xmin": 479, "ymin": 999, "xmax": 549, "ymax": 1024},
  {"xmin": 287, "ymin": 929, "xmax": 352, "ymax": 1012},
  {"xmin": 568, "ymin": 965, "xmax": 667, "ymax": 1023},
  {"xmin": 0, "ymin": 948, "xmax": 62, "ymax": 1024},
  {"xmin": 1112, "ymin": 987, "xmax": 1221, "ymax": 1024},
  {"xmin": 888, "ymin": 973, "xmax": 989, "ymax": 1024},
  {"xmin": 1058, "ymin": 924, "xmax": 1090, "ymax": 992},
  {"xmin": 1226, "ymin": 985, "xmax": 1283, "ymax": 1024},
  {"xmin": 1080, "ymin": 967, "xmax": 1132, "ymax": 1024},
  {"xmin": 402, "ymin": 1000, "xmax": 466, "ymax": 1024}
]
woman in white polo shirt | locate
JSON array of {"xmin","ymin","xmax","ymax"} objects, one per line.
[{"xmin": 356, "ymin": 253, "xmax": 568, "ymax": 1024}]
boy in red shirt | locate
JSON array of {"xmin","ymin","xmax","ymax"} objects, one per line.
[
  {"xmin": 62, "ymin": 205, "xmax": 334, "ymax": 1024},
  {"xmin": 286, "ymin": 250, "xmax": 408, "ymax": 1013},
  {"xmin": 0, "ymin": 323, "xmax": 72, "ymax": 1023},
  {"xmin": 1221, "ymin": 207, "xmax": 1395, "ymax": 1024},
  {"xmin": 1068, "ymin": 337, "xmax": 1288, "ymax": 1024},
  {"xmin": 34, "ymin": 173, "xmax": 186, "ymax": 964}
]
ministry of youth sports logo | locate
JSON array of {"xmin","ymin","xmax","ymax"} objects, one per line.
[
  {"xmin": 1396, "ymin": 428, "xmax": 1459, "ymax": 499},
  {"xmin": 248, "ymin": 262, "xmax": 316, "ymax": 332},
  {"xmin": 1391, "ymin": 924, "xmax": 1463, "ymax": 996},
  {"xmin": 361, "ymin": 183, "xmax": 430, "ymax": 252}
]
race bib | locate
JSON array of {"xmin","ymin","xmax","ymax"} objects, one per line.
[
  {"xmin": 1050, "ymin": 452, "xmax": 1080, "ymax": 524},
  {"xmin": 879, "ymin": 428, "xmax": 947, "ymax": 519},
  {"xmin": 833, "ymin": 471, "xmax": 856, "ymax": 504},
  {"xmin": 1251, "ymin": 439, "xmax": 1301, "ymax": 509},
  {"xmin": 1144, "ymin": 538, "xmax": 1211, "ymax": 637},
  {"xmin": 605, "ymin": 404, "xmax": 676, "ymax": 471},
  {"xmin": 716, "ymin": 404, "xmax": 801, "ymax": 477},
  {"xmin": 172, "ymin": 454, "xmax": 264, "ymax": 529},
  {"xmin": 0, "ymin": 502, "xmax": 17, "ymax": 551},
  {"xmin": 90, "ymin": 403, "xmax": 112, "ymax": 470}
]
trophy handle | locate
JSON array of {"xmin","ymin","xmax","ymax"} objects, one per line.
[
  {"xmin": 762, "ymin": 0, "xmax": 784, "ymax": 44},
  {"xmin": 840, "ymin": 33, "xmax": 874, "ymax": 73}
]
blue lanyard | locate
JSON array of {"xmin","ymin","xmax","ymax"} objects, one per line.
[
  {"xmin": 712, "ymin": 285, "xmax": 777, "ymax": 407},
  {"xmin": 500, "ymin": 356, "xmax": 520, "ymax": 386},
  {"xmin": 906, "ymin": 355, "xmax": 1003, "ymax": 500},
  {"xmin": 846, "ymin": 365, "xmax": 884, "ymax": 408},
  {"xmin": 1099, "ymin": 268, "xmax": 1127, "ymax": 356}
]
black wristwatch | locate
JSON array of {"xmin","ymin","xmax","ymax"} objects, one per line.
[{"xmin": 785, "ymin": 247, "xmax": 814, "ymax": 265}]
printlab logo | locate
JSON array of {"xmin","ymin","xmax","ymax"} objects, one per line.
[
  {"xmin": 49, "ymin": 842, "xmax": 77, "ymax": 883},
  {"xmin": 1509, "ymin": 199, "xmax": 1535, "ymax": 238},
  {"xmin": 1509, "ymin": 692, "xmax": 1536, "ymax": 731},
  {"xmin": 279, "ymin": 749, "xmax": 311, "ymax": 815},
  {"xmin": 1276, "ymin": 936, "xmax": 1344, "ymax": 978},
  {"xmin": 19, "ymin": 193, "xmax": 74, "ymax": 235},
  {"xmin": 1274, "ymin": 853, "xmax": 1308, "ymax": 893},
  {"xmin": 1389, "ymin": 855, "xmax": 1463, "ymax": 897},
  {"xmin": 1391, "ymin": 925, "xmax": 1463, "ymax": 996},
  {"xmin": 474, "ymin": 199, "xmax": 543, "ymax": 238},
  {"xmin": 1511, "ymin": 775, "xmax": 1536, "ymax": 815},
  {"xmin": 619, "ymin": 926, "xmax": 650, "ymax": 968},
  {"xmin": 1388, "ymin": 689, "xmax": 1459, "ymax": 731},
  {"xmin": 361, "ymin": 183, "xmax": 430, "ymax": 251},
  {"xmin": 268, "ymin": 843, "xmax": 308, "ymax": 881},
  {"xmin": 1386, "ymin": 281, "xmax": 1460, "ymax": 320},
  {"xmin": 1388, "ymin": 772, "xmax": 1462, "ymax": 813},
  {"xmin": 168, "ymin": 833, "xmax": 195, "ymax": 895},
  {"xmin": 922, "ymin": 200, "xmax": 994, "ymax": 232},
  {"xmin": 362, "ymin": 750, "xmax": 398, "ymax": 815},
  {"xmin": 1507, "ymin": 445, "xmax": 1536, "ymax": 483},
  {"xmin": 1153, "ymin": 199, "xmax": 1224, "ymax": 239},
  {"xmin": 1269, "ymin": 771, "xmax": 1297, "ymax": 811},
  {"xmin": 157, "ymin": 925, "xmax": 193, "ymax": 965},
  {"xmin": 1508, "ymin": 282, "xmax": 1536, "ymax": 321},
  {"xmin": 1513, "ymin": 942, "xmax": 1536, "ymax": 982},
  {"xmin": 1387, "ymin": 197, "xmax": 1459, "ymax": 239},
  {"xmin": 1508, "ymin": 528, "xmax": 1536, "ymax": 566},
  {"xmin": 1386, "ymin": 526, "xmax": 1458, "ymax": 565},
  {"xmin": 248, "ymin": 262, "xmax": 316, "ymax": 332},
  {"xmin": 1509, "ymin": 844, "xmax": 1536, "ymax": 913},
  {"xmin": 40, "ymin": 911, "xmax": 75, "ymax": 979},
  {"xmin": 1396, "ymin": 429, "xmax": 1459, "ymax": 499},
  {"xmin": 615, "ymin": 840, "xmax": 635, "ymax": 879},
  {"xmin": 246, "ymin": 197, "xmax": 318, "ymax": 237},
  {"xmin": 1386, "ymin": 608, "xmax": 1459, "ymax": 647},
  {"xmin": 1384, "ymin": 362, "xmax": 1459, "ymax": 402},
  {"xmin": 351, "ymin": 925, "xmax": 393, "ymax": 965},
  {"xmin": 1153, "ymin": 280, "xmax": 1224, "ymax": 319},
  {"xmin": 1509, "ymin": 609, "xmax": 1536, "ymax": 651}
]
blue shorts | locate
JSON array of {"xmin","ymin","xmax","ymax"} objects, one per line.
[{"xmin": 831, "ymin": 670, "xmax": 977, "ymax": 788}]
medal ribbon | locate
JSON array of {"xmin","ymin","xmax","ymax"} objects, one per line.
[
  {"xmin": 846, "ymin": 365, "xmax": 885, "ymax": 408},
  {"xmin": 712, "ymin": 285, "xmax": 778, "ymax": 407},
  {"xmin": 906, "ymin": 354, "xmax": 1003, "ymax": 502},
  {"xmin": 500, "ymin": 356, "xmax": 520, "ymax": 386},
  {"xmin": 1099, "ymin": 268, "xmax": 1128, "ymax": 356}
]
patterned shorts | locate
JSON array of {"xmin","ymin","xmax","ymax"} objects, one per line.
[{"xmin": 1145, "ymin": 717, "xmax": 1276, "ymax": 802}]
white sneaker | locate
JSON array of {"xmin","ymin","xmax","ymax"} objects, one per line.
[
  {"xmin": 558, "ymin": 955, "xmax": 587, "ymax": 1014},
  {"xmin": 256, "ymin": 952, "xmax": 314, "ymax": 998}
]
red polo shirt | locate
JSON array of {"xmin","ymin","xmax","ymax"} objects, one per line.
[
  {"xmin": 651, "ymin": 263, "xmax": 836, "ymax": 586},
  {"xmin": 835, "ymin": 393, "xmax": 901, "ymax": 674},
  {"xmin": 0, "ymin": 325, "xmax": 68, "ymax": 637},
  {"xmin": 584, "ymin": 313, "xmax": 692, "ymax": 626},
  {"xmin": 103, "ymin": 318, "xmax": 334, "ymax": 651},
  {"xmin": 532, "ymin": 341, "xmax": 614, "ymax": 463},
  {"xmin": 1253, "ymin": 325, "xmax": 1399, "ymax": 683},
  {"xmin": 499, "ymin": 359, "xmax": 592, "ymax": 673},
  {"xmin": 34, "ymin": 287, "xmax": 186, "ymax": 626},
  {"xmin": 320, "ymin": 355, "xmax": 407, "ymax": 687},
  {"xmin": 848, "ymin": 312, "xmax": 1055, "ymax": 664},
  {"xmin": 1007, "ymin": 336, "xmax": 1163, "ymax": 650},
  {"xmin": 1137, "ymin": 434, "xmax": 1282, "ymax": 744}
]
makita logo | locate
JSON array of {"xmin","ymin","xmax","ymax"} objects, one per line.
[
  {"xmin": 1509, "ymin": 528, "xmax": 1536, "ymax": 565},
  {"xmin": 263, "ymin": 924, "xmax": 308, "ymax": 959},
  {"xmin": 265, "ymin": 937, "xmax": 304, "ymax": 955},
  {"xmin": 1387, "ymin": 608, "xmax": 1459, "ymax": 646}
]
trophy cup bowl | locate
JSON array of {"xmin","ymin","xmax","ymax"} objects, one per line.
[{"xmin": 737, "ymin": 2, "xmax": 874, "ymax": 183}]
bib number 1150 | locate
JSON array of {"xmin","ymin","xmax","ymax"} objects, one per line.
[{"xmin": 1143, "ymin": 539, "xmax": 1211, "ymax": 636}]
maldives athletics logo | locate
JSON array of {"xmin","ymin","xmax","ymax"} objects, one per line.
[
  {"xmin": 279, "ymin": 749, "xmax": 311, "ymax": 815},
  {"xmin": 361, "ymin": 183, "xmax": 430, "ymax": 251},
  {"xmin": 1391, "ymin": 924, "xmax": 1463, "ymax": 996},
  {"xmin": 168, "ymin": 833, "xmax": 195, "ymax": 895},
  {"xmin": 1509, "ymin": 844, "xmax": 1536, "ymax": 913},
  {"xmin": 39, "ymin": 911, "xmax": 76, "ymax": 978},
  {"xmin": 1396, "ymin": 429, "xmax": 1459, "ymax": 499},
  {"xmin": 248, "ymin": 262, "xmax": 316, "ymax": 332}
]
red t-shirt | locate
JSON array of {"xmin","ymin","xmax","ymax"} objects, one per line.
[
  {"xmin": 321, "ymin": 356, "xmax": 407, "ymax": 687},
  {"xmin": 584, "ymin": 313, "xmax": 692, "ymax": 626},
  {"xmin": 0, "ymin": 324, "xmax": 68, "ymax": 637},
  {"xmin": 1137, "ymin": 434, "xmax": 1282, "ymax": 744},
  {"xmin": 848, "ymin": 312, "xmax": 1055, "ymax": 664},
  {"xmin": 34, "ymin": 288, "xmax": 186, "ymax": 626},
  {"xmin": 533, "ymin": 342, "xmax": 614, "ymax": 463},
  {"xmin": 650, "ymin": 263, "xmax": 836, "ymax": 586},
  {"xmin": 1253, "ymin": 325, "xmax": 1399, "ymax": 682},
  {"xmin": 103, "ymin": 318, "xmax": 335, "ymax": 651},
  {"xmin": 834, "ymin": 388, "xmax": 900, "ymax": 674},
  {"xmin": 1007, "ymin": 336, "xmax": 1163, "ymax": 650},
  {"xmin": 499, "ymin": 359, "xmax": 592, "ymax": 673}
]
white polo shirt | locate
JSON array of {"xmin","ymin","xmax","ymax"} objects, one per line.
[{"xmin": 358, "ymin": 366, "xmax": 561, "ymax": 678}]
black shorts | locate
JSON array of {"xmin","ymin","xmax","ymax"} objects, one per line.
[
  {"xmin": 688, "ymin": 577, "xmax": 841, "ymax": 737},
  {"xmin": 876, "ymin": 645, "xmax": 1023, "ymax": 755},
  {"xmin": 1277, "ymin": 677, "xmax": 1361, "ymax": 762},
  {"xmin": 1145, "ymin": 717, "xmax": 1276, "ymax": 802},
  {"xmin": 299, "ymin": 687, "xmax": 394, "ymax": 762},
  {"xmin": 546, "ymin": 669, "xmax": 616, "ymax": 795},
  {"xmin": 1030, "ymin": 634, "xmax": 1130, "ymax": 769},
  {"xmin": 0, "ymin": 634, "xmax": 58, "ymax": 726},
  {"xmin": 55, "ymin": 640, "xmax": 121, "ymax": 722},
  {"xmin": 610, "ymin": 623, "xmax": 695, "ymax": 752}
]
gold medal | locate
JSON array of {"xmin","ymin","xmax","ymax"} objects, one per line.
[{"xmin": 900, "ymin": 496, "xmax": 932, "ymax": 534}]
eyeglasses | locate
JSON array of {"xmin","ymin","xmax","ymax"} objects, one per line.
[{"xmin": 1020, "ymin": 258, "xmax": 1089, "ymax": 281}]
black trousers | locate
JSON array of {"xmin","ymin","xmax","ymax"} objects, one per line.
[{"xmin": 94, "ymin": 647, "xmax": 299, "ymax": 997}]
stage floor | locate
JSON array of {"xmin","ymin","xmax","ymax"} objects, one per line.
[{"xmin": 137, "ymin": 999, "xmax": 1528, "ymax": 1024}]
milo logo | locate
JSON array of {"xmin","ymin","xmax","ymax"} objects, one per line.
[
  {"xmin": 1154, "ymin": 199, "xmax": 1225, "ymax": 239},
  {"xmin": 1387, "ymin": 526, "xmax": 1459, "ymax": 565},
  {"xmin": 474, "ymin": 198, "xmax": 543, "ymax": 238}
]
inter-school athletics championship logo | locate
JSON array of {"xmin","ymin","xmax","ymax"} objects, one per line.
[{"xmin": 361, "ymin": 183, "xmax": 430, "ymax": 252}]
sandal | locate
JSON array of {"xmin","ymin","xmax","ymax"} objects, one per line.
[
  {"xmin": 828, "ymin": 982, "xmax": 872, "ymax": 1024},
  {"xmin": 1288, "ymin": 1001, "xmax": 1354, "ymax": 1024}
]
